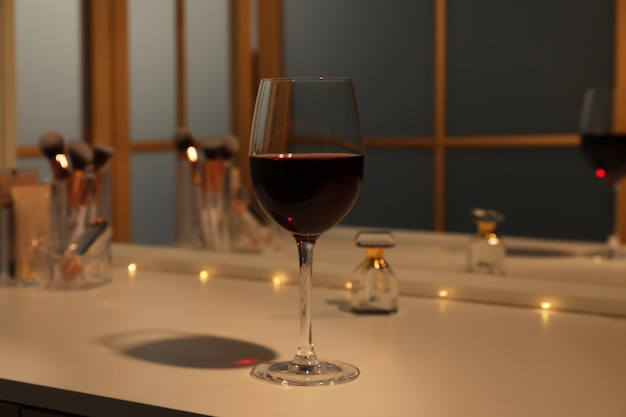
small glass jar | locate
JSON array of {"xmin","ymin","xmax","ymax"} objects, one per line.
[{"xmin": 350, "ymin": 230, "xmax": 398, "ymax": 314}]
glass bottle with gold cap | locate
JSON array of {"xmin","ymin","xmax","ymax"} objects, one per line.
[
  {"xmin": 350, "ymin": 230, "xmax": 398, "ymax": 313},
  {"xmin": 467, "ymin": 208, "xmax": 506, "ymax": 275}
]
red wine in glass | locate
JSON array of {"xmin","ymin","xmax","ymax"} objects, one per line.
[
  {"xmin": 581, "ymin": 133, "xmax": 626, "ymax": 184},
  {"xmin": 248, "ymin": 77, "xmax": 363, "ymax": 386},
  {"xmin": 580, "ymin": 88, "xmax": 626, "ymax": 258},
  {"xmin": 249, "ymin": 153, "xmax": 363, "ymax": 236}
]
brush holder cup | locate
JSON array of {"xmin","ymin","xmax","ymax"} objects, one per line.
[{"xmin": 36, "ymin": 178, "xmax": 114, "ymax": 289}]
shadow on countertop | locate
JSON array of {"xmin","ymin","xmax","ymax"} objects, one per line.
[{"xmin": 99, "ymin": 329, "xmax": 277, "ymax": 369}]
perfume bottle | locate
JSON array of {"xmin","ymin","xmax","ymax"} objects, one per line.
[
  {"xmin": 350, "ymin": 230, "xmax": 398, "ymax": 314},
  {"xmin": 467, "ymin": 208, "xmax": 506, "ymax": 275}
]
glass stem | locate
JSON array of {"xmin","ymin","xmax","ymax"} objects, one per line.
[{"xmin": 289, "ymin": 236, "xmax": 320, "ymax": 373}]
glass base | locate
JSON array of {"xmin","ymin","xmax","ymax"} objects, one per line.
[
  {"xmin": 585, "ymin": 236, "xmax": 626, "ymax": 261},
  {"xmin": 251, "ymin": 359, "xmax": 359, "ymax": 386},
  {"xmin": 585, "ymin": 246, "xmax": 626, "ymax": 261}
]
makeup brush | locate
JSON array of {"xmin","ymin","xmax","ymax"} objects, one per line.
[
  {"xmin": 67, "ymin": 140, "xmax": 93, "ymax": 210},
  {"xmin": 173, "ymin": 127, "xmax": 196, "ymax": 157},
  {"xmin": 61, "ymin": 218, "xmax": 112, "ymax": 282},
  {"xmin": 66, "ymin": 140, "xmax": 93, "ymax": 244},
  {"xmin": 38, "ymin": 131, "xmax": 69, "ymax": 180},
  {"xmin": 186, "ymin": 145, "xmax": 212, "ymax": 247},
  {"xmin": 216, "ymin": 134, "xmax": 240, "ymax": 250},
  {"xmin": 89, "ymin": 144, "xmax": 114, "ymax": 221},
  {"xmin": 92, "ymin": 144, "xmax": 114, "ymax": 171}
]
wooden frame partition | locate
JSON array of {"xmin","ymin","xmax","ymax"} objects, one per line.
[
  {"xmin": 615, "ymin": 0, "xmax": 626, "ymax": 242},
  {"xmin": 0, "ymin": 0, "xmax": 16, "ymax": 169},
  {"xmin": 84, "ymin": 0, "xmax": 131, "ymax": 242}
]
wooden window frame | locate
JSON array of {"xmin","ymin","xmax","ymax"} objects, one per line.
[{"xmin": 0, "ymin": 0, "xmax": 16, "ymax": 169}]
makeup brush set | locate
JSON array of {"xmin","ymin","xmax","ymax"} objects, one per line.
[
  {"xmin": 34, "ymin": 131, "xmax": 115, "ymax": 288},
  {"xmin": 173, "ymin": 128, "xmax": 277, "ymax": 252}
]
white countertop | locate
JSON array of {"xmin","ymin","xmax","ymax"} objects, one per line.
[{"xmin": 1, "ymin": 227, "xmax": 626, "ymax": 416}]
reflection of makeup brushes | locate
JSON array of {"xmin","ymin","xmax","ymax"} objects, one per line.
[
  {"xmin": 217, "ymin": 134, "xmax": 240, "ymax": 250},
  {"xmin": 221, "ymin": 134, "xmax": 241, "ymax": 160},
  {"xmin": 201, "ymin": 138, "xmax": 224, "ymax": 248},
  {"xmin": 186, "ymin": 145, "xmax": 212, "ymax": 247},
  {"xmin": 200, "ymin": 138, "xmax": 223, "ymax": 195},
  {"xmin": 186, "ymin": 145, "xmax": 201, "ymax": 186},
  {"xmin": 173, "ymin": 128, "xmax": 197, "ymax": 247},
  {"xmin": 89, "ymin": 144, "xmax": 114, "ymax": 221},
  {"xmin": 217, "ymin": 134, "xmax": 240, "ymax": 196},
  {"xmin": 38, "ymin": 132, "xmax": 69, "ymax": 180}
]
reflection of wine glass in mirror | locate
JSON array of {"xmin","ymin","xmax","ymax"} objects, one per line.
[
  {"xmin": 580, "ymin": 88, "xmax": 626, "ymax": 259},
  {"xmin": 248, "ymin": 77, "xmax": 364, "ymax": 386}
]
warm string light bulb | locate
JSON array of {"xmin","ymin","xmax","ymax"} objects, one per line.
[{"xmin": 272, "ymin": 272, "xmax": 288, "ymax": 287}]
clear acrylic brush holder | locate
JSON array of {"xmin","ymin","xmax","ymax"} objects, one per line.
[{"xmin": 37, "ymin": 177, "xmax": 113, "ymax": 290}]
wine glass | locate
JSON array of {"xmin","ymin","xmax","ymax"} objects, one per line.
[
  {"xmin": 580, "ymin": 87, "xmax": 626, "ymax": 259},
  {"xmin": 248, "ymin": 77, "xmax": 364, "ymax": 386}
]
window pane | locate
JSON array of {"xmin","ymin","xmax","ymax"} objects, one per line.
[
  {"xmin": 186, "ymin": 0, "xmax": 231, "ymax": 137},
  {"xmin": 16, "ymin": 0, "xmax": 83, "ymax": 180},
  {"xmin": 129, "ymin": 0, "xmax": 176, "ymax": 140},
  {"xmin": 342, "ymin": 149, "xmax": 433, "ymax": 230},
  {"xmin": 446, "ymin": 148, "xmax": 610, "ymax": 242},
  {"xmin": 447, "ymin": 0, "xmax": 614, "ymax": 136},
  {"xmin": 131, "ymin": 152, "xmax": 176, "ymax": 245},
  {"xmin": 283, "ymin": 0, "xmax": 433, "ymax": 137}
]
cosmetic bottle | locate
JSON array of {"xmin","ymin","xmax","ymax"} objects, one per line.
[
  {"xmin": 350, "ymin": 230, "xmax": 398, "ymax": 314},
  {"xmin": 467, "ymin": 208, "xmax": 506, "ymax": 275},
  {"xmin": 0, "ymin": 169, "xmax": 39, "ymax": 285}
]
